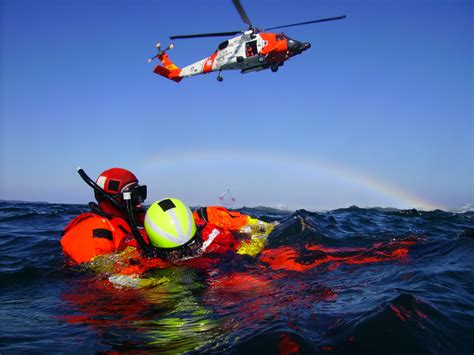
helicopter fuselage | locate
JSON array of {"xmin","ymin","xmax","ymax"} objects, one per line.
[
  {"xmin": 153, "ymin": 31, "xmax": 310, "ymax": 81},
  {"xmin": 181, "ymin": 32, "xmax": 310, "ymax": 77}
]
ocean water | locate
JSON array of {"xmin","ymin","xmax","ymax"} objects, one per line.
[{"xmin": 0, "ymin": 201, "xmax": 473, "ymax": 354}]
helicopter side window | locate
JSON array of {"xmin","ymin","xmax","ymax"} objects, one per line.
[
  {"xmin": 245, "ymin": 40, "xmax": 258, "ymax": 57},
  {"xmin": 218, "ymin": 40, "xmax": 229, "ymax": 51}
]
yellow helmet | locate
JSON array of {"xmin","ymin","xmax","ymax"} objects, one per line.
[{"xmin": 144, "ymin": 198, "xmax": 197, "ymax": 248}]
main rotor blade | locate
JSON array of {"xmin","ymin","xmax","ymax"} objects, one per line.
[
  {"xmin": 170, "ymin": 31, "xmax": 241, "ymax": 40},
  {"xmin": 264, "ymin": 15, "xmax": 347, "ymax": 31},
  {"xmin": 232, "ymin": 0, "xmax": 253, "ymax": 28}
]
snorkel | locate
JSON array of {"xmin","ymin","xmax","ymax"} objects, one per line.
[
  {"xmin": 76, "ymin": 167, "xmax": 152, "ymax": 256},
  {"xmin": 123, "ymin": 191, "xmax": 153, "ymax": 256}
]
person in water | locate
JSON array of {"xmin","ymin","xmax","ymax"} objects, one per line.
[
  {"xmin": 85, "ymin": 197, "xmax": 276, "ymax": 282},
  {"xmin": 61, "ymin": 167, "xmax": 149, "ymax": 264},
  {"xmin": 60, "ymin": 168, "xmax": 274, "ymax": 267},
  {"xmin": 141, "ymin": 198, "xmax": 271, "ymax": 262}
]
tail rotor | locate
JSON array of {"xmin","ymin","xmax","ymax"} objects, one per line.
[{"xmin": 148, "ymin": 42, "xmax": 174, "ymax": 63}]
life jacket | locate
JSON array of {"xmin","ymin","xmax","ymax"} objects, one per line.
[
  {"xmin": 193, "ymin": 206, "xmax": 250, "ymax": 231},
  {"xmin": 113, "ymin": 221, "xmax": 242, "ymax": 276},
  {"xmin": 60, "ymin": 212, "xmax": 139, "ymax": 264},
  {"xmin": 193, "ymin": 207, "xmax": 274, "ymax": 257},
  {"xmin": 198, "ymin": 221, "xmax": 241, "ymax": 254}
]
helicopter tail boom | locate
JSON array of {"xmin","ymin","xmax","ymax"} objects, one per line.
[
  {"xmin": 153, "ymin": 64, "xmax": 182, "ymax": 83},
  {"xmin": 153, "ymin": 51, "xmax": 183, "ymax": 83}
]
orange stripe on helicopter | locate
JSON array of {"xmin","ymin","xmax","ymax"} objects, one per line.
[
  {"xmin": 203, "ymin": 51, "xmax": 218, "ymax": 74},
  {"xmin": 260, "ymin": 33, "xmax": 289, "ymax": 62}
]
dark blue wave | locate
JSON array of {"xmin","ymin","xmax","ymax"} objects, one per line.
[{"xmin": 0, "ymin": 201, "xmax": 473, "ymax": 353}]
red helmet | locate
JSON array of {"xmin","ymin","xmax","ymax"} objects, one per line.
[
  {"xmin": 95, "ymin": 168, "xmax": 147, "ymax": 207},
  {"xmin": 96, "ymin": 168, "xmax": 138, "ymax": 195}
]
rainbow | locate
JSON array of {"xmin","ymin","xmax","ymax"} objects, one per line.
[{"xmin": 140, "ymin": 149, "xmax": 441, "ymax": 211}]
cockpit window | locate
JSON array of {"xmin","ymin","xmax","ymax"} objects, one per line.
[{"xmin": 218, "ymin": 40, "xmax": 229, "ymax": 50}]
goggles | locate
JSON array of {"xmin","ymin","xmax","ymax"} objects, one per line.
[{"xmin": 113, "ymin": 183, "xmax": 147, "ymax": 205}]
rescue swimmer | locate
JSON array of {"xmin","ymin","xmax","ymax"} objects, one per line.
[
  {"xmin": 60, "ymin": 167, "xmax": 274, "ymax": 268},
  {"xmin": 61, "ymin": 167, "xmax": 148, "ymax": 264}
]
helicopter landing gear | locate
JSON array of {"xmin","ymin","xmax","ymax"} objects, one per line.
[
  {"xmin": 271, "ymin": 62, "xmax": 282, "ymax": 72},
  {"xmin": 217, "ymin": 71, "xmax": 223, "ymax": 82}
]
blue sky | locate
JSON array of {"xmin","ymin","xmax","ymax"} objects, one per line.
[{"xmin": 0, "ymin": 0, "xmax": 472, "ymax": 210}]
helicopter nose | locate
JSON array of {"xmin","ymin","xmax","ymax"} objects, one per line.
[
  {"xmin": 287, "ymin": 39, "xmax": 310, "ymax": 55},
  {"xmin": 287, "ymin": 38, "xmax": 302, "ymax": 54}
]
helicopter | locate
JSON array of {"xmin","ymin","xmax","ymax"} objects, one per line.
[{"xmin": 149, "ymin": 0, "xmax": 346, "ymax": 82}]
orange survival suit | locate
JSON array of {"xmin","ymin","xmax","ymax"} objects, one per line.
[
  {"xmin": 61, "ymin": 205, "xmax": 253, "ymax": 265},
  {"xmin": 60, "ymin": 203, "xmax": 146, "ymax": 264}
]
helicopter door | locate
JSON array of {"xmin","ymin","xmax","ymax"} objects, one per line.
[{"xmin": 245, "ymin": 40, "xmax": 258, "ymax": 57}]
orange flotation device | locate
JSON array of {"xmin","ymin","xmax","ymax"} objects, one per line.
[
  {"xmin": 193, "ymin": 206, "xmax": 250, "ymax": 231},
  {"xmin": 60, "ymin": 212, "xmax": 135, "ymax": 264}
]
